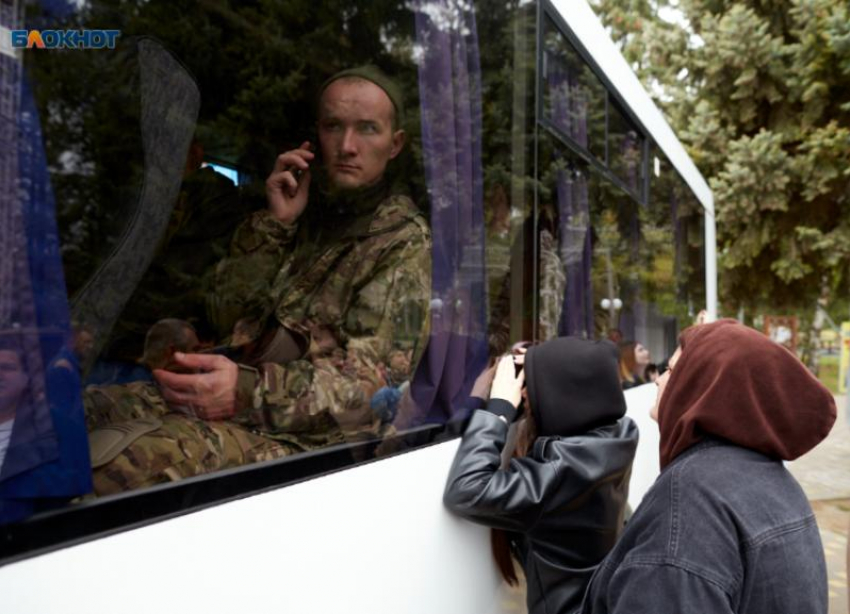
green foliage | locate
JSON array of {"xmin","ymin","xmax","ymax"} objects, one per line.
[{"xmin": 592, "ymin": 0, "xmax": 850, "ymax": 315}]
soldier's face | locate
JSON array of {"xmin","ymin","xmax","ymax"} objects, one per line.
[{"xmin": 318, "ymin": 79, "xmax": 405, "ymax": 191}]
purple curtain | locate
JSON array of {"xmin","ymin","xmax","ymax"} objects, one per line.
[
  {"xmin": 0, "ymin": 30, "xmax": 92, "ymax": 521},
  {"xmin": 545, "ymin": 42, "xmax": 588, "ymax": 148},
  {"xmin": 555, "ymin": 166, "xmax": 593, "ymax": 338},
  {"xmin": 547, "ymin": 40, "xmax": 593, "ymax": 339},
  {"xmin": 406, "ymin": 0, "xmax": 488, "ymax": 425}
]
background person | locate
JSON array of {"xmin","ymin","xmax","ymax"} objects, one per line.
[
  {"xmin": 444, "ymin": 337, "xmax": 638, "ymax": 614},
  {"xmin": 618, "ymin": 340, "xmax": 650, "ymax": 389},
  {"xmin": 581, "ymin": 319, "xmax": 836, "ymax": 614}
]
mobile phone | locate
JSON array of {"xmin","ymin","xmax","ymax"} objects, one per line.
[{"xmin": 513, "ymin": 356, "xmax": 523, "ymax": 377}]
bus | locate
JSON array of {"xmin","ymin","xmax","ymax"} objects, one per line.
[{"xmin": 0, "ymin": 0, "xmax": 715, "ymax": 611}]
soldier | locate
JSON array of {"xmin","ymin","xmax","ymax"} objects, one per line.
[{"xmin": 86, "ymin": 66, "xmax": 431, "ymax": 494}]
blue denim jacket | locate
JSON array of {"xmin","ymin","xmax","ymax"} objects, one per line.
[{"xmin": 581, "ymin": 438, "xmax": 827, "ymax": 613}]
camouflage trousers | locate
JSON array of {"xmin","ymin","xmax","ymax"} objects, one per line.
[{"xmin": 84, "ymin": 382, "xmax": 298, "ymax": 496}]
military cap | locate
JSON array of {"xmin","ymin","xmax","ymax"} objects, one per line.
[{"xmin": 320, "ymin": 65, "xmax": 405, "ymax": 127}]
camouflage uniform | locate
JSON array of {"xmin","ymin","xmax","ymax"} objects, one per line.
[
  {"xmin": 86, "ymin": 182, "xmax": 431, "ymax": 494},
  {"xmin": 538, "ymin": 228, "xmax": 566, "ymax": 341},
  {"xmin": 85, "ymin": 381, "xmax": 298, "ymax": 494}
]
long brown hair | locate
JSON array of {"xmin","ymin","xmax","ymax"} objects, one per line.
[
  {"xmin": 491, "ymin": 410, "xmax": 538, "ymax": 586},
  {"xmin": 618, "ymin": 341, "xmax": 638, "ymax": 383}
]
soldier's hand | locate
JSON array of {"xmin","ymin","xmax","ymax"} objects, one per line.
[
  {"xmin": 153, "ymin": 352, "xmax": 239, "ymax": 420},
  {"xmin": 266, "ymin": 142, "xmax": 314, "ymax": 224}
]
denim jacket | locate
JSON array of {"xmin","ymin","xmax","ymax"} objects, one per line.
[{"xmin": 581, "ymin": 438, "xmax": 827, "ymax": 613}]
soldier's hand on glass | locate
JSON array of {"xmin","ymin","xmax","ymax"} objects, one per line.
[
  {"xmin": 266, "ymin": 141, "xmax": 314, "ymax": 224},
  {"xmin": 153, "ymin": 352, "xmax": 239, "ymax": 421},
  {"xmin": 489, "ymin": 354, "xmax": 525, "ymax": 409}
]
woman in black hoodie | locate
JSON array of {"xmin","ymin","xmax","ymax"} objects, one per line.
[{"xmin": 444, "ymin": 337, "xmax": 638, "ymax": 614}]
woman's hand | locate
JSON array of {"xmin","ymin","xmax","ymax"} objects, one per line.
[
  {"xmin": 489, "ymin": 354, "xmax": 525, "ymax": 409},
  {"xmin": 471, "ymin": 362, "xmax": 497, "ymax": 400}
]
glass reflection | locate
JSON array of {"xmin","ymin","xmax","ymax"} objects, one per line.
[
  {"xmin": 607, "ymin": 99, "xmax": 644, "ymax": 194},
  {"xmin": 0, "ymin": 0, "xmax": 708, "ymax": 523},
  {"xmin": 541, "ymin": 15, "xmax": 606, "ymax": 160}
]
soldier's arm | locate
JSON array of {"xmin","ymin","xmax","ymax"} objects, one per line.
[
  {"xmin": 230, "ymin": 227, "xmax": 431, "ymax": 443},
  {"xmin": 206, "ymin": 210, "xmax": 300, "ymax": 341}
]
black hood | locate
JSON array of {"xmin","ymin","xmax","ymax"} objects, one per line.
[{"xmin": 525, "ymin": 337, "xmax": 626, "ymax": 437}]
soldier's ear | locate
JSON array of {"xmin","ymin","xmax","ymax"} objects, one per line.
[{"xmin": 389, "ymin": 129, "xmax": 405, "ymax": 160}]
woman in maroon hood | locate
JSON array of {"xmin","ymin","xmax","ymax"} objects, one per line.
[{"xmin": 581, "ymin": 319, "xmax": 837, "ymax": 614}]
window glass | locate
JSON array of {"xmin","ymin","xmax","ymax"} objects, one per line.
[
  {"xmin": 541, "ymin": 15, "xmax": 606, "ymax": 161},
  {"xmin": 0, "ymin": 0, "xmax": 708, "ymax": 547},
  {"xmin": 538, "ymin": 142, "xmax": 708, "ymax": 387},
  {"xmin": 482, "ymin": 1, "xmax": 537, "ymax": 354},
  {"xmin": 650, "ymin": 147, "xmax": 706, "ymax": 322},
  {"xmin": 600, "ymin": 146, "xmax": 707, "ymax": 384},
  {"xmin": 0, "ymin": 0, "xmax": 538, "ymax": 533},
  {"xmin": 607, "ymin": 98, "xmax": 645, "ymax": 196},
  {"xmin": 589, "ymin": 177, "xmax": 641, "ymax": 341},
  {"xmin": 537, "ymin": 135, "xmax": 594, "ymax": 340}
]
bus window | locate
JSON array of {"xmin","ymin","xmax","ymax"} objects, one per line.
[
  {"xmin": 607, "ymin": 98, "xmax": 645, "ymax": 196},
  {"xmin": 541, "ymin": 14, "xmax": 607, "ymax": 163},
  {"xmin": 0, "ymin": 0, "xmax": 711, "ymax": 569},
  {"xmin": 1, "ymin": 0, "xmax": 543, "ymax": 534}
]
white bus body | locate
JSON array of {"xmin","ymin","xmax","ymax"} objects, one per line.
[{"xmin": 0, "ymin": 1, "xmax": 713, "ymax": 612}]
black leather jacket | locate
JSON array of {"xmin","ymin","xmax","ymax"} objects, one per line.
[{"xmin": 444, "ymin": 409, "xmax": 638, "ymax": 614}]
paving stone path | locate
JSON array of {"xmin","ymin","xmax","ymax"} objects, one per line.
[{"xmin": 787, "ymin": 395, "xmax": 849, "ymax": 614}]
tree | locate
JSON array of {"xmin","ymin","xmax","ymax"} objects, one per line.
[{"xmin": 592, "ymin": 0, "xmax": 850, "ymax": 325}]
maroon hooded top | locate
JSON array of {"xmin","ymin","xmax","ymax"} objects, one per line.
[{"xmin": 658, "ymin": 319, "xmax": 836, "ymax": 469}]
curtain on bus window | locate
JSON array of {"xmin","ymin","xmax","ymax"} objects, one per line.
[
  {"xmin": 406, "ymin": 0, "xmax": 488, "ymax": 425},
  {"xmin": 555, "ymin": 167, "xmax": 593, "ymax": 339},
  {"xmin": 544, "ymin": 30, "xmax": 589, "ymax": 150},
  {"xmin": 0, "ymin": 73, "xmax": 92, "ymax": 523},
  {"xmin": 545, "ymin": 41, "xmax": 594, "ymax": 339}
]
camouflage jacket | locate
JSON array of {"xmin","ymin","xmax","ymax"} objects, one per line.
[{"xmin": 209, "ymin": 183, "xmax": 431, "ymax": 451}]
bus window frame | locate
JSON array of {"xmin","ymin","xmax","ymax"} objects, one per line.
[
  {"xmin": 537, "ymin": 0, "xmax": 649, "ymax": 207},
  {"xmin": 0, "ymin": 422, "xmax": 461, "ymax": 567}
]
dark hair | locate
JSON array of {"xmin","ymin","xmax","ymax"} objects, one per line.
[{"xmin": 491, "ymin": 410, "xmax": 538, "ymax": 586}]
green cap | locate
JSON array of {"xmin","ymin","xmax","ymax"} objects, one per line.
[{"xmin": 320, "ymin": 65, "xmax": 405, "ymax": 128}]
